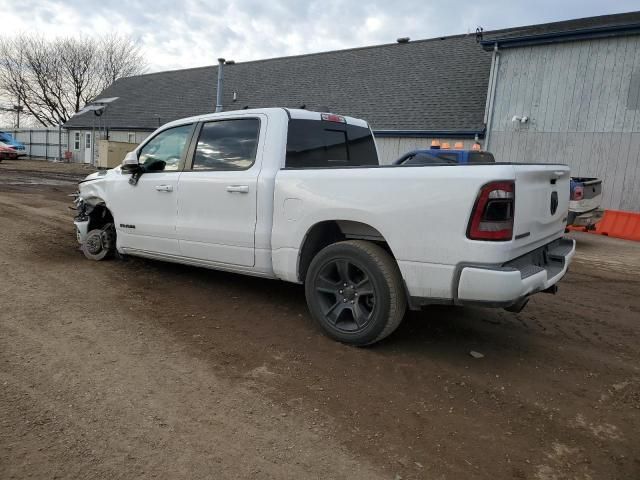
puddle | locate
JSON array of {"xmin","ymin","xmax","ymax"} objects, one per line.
[{"xmin": 0, "ymin": 175, "xmax": 77, "ymax": 186}]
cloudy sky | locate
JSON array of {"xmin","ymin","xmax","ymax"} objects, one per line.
[{"xmin": 0, "ymin": 0, "xmax": 639, "ymax": 72}]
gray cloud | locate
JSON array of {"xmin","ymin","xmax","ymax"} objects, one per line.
[{"xmin": 0, "ymin": 0, "xmax": 638, "ymax": 72}]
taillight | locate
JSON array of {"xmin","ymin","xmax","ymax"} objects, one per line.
[
  {"xmin": 321, "ymin": 113, "xmax": 346, "ymax": 123},
  {"xmin": 571, "ymin": 185, "xmax": 584, "ymax": 201},
  {"xmin": 467, "ymin": 181, "xmax": 515, "ymax": 241}
]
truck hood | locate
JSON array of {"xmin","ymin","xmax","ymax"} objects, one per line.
[{"xmin": 80, "ymin": 167, "xmax": 119, "ymax": 184}]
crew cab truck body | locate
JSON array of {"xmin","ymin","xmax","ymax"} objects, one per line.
[{"xmin": 74, "ymin": 108, "xmax": 575, "ymax": 345}]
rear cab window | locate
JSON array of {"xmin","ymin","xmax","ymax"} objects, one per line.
[{"xmin": 285, "ymin": 119, "xmax": 378, "ymax": 168}]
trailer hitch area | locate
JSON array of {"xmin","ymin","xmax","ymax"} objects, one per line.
[
  {"xmin": 504, "ymin": 297, "xmax": 529, "ymax": 313},
  {"xmin": 542, "ymin": 285, "xmax": 558, "ymax": 295}
]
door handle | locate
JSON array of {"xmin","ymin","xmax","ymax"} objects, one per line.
[
  {"xmin": 226, "ymin": 185, "xmax": 249, "ymax": 194},
  {"xmin": 155, "ymin": 185, "xmax": 173, "ymax": 192}
]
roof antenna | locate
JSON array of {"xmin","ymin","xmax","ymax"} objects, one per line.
[
  {"xmin": 475, "ymin": 27, "xmax": 484, "ymax": 43},
  {"xmin": 299, "ymin": 104, "xmax": 306, "ymax": 109}
]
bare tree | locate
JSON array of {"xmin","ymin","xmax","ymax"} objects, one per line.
[{"xmin": 0, "ymin": 34, "xmax": 147, "ymax": 127}]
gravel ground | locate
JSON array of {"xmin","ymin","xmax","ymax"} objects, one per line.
[{"xmin": 1, "ymin": 163, "xmax": 639, "ymax": 480}]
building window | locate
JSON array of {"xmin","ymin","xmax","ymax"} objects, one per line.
[
  {"xmin": 128, "ymin": 132, "xmax": 136, "ymax": 143},
  {"xmin": 74, "ymin": 132, "xmax": 80, "ymax": 150},
  {"xmin": 85, "ymin": 133, "xmax": 91, "ymax": 149}
]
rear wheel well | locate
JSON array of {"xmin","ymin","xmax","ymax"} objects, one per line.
[{"xmin": 297, "ymin": 220, "xmax": 396, "ymax": 282}]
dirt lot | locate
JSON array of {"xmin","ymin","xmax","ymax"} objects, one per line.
[{"xmin": 1, "ymin": 159, "xmax": 639, "ymax": 479}]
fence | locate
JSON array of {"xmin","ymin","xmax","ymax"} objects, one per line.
[{"xmin": 0, "ymin": 127, "xmax": 69, "ymax": 160}]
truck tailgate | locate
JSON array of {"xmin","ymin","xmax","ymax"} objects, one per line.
[
  {"xmin": 513, "ymin": 164, "xmax": 570, "ymax": 249},
  {"xmin": 570, "ymin": 177, "xmax": 602, "ymax": 214}
]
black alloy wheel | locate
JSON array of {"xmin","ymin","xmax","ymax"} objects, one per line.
[
  {"xmin": 313, "ymin": 258, "xmax": 376, "ymax": 332},
  {"xmin": 305, "ymin": 240, "xmax": 406, "ymax": 346}
]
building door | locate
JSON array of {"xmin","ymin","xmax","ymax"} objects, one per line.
[{"xmin": 83, "ymin": 132, "xmax": 92, "ymax": 164}]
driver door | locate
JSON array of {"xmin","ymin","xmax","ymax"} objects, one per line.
[{"xmin": 111, "ymin": 123, "xmax": 195, "ymax": 256}]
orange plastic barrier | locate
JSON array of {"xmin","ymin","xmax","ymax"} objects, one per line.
[
  {"xmin": 594, "ymin": 210, "xmax": 640, "ymax": 241},
  {"xmin": 566, "ymin": 225, "xmax": 590, "ymax": 233}
]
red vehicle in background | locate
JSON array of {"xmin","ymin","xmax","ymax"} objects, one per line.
[{"xmin": 0, "ymin": 143, "xmax": 19, "ymax": 162}]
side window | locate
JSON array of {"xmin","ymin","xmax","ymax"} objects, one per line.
[
  {"xmin": 138, "ymin": 124, "xmax": 193, "ymax": 172},
  {"xmin": 285, "ymin": 119, "xmax": 378, "ymax": 168},
  {"xmin": 74, "ymin": 132, "xmax": 80, "ymax": 150},
  {"xmin": 192, "ymin": 118, "xmax": 260, "ymax": 171}
]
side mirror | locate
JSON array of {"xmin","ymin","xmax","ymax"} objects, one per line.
[
  {"xmin": 121, "ymin": 151, "xmax": 139, "ymax": 172},
  {"xmin": 145, "ymin": 159, "xmax": 166, "ymax": 172}
]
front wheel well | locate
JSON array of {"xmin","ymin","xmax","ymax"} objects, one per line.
[
  {"xmin": 297, "ymin": 220, "xmax": 396, "ymax": 282},
  {"xmin": 86, "ymin": 202, "xmax": 114, "ymax": 231}
]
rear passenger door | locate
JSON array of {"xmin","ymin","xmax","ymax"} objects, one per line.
[{"xmin": 176, "ymin": 116, "xmax": 264, "ymax": 267}]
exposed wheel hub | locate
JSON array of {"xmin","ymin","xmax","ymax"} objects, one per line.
[
  {"xmin": 85, "ymin": 232, "xmax": 104, "ymax": 254},
  {"xmin": 81, "ymin": 224, "xmax": 115, "ymax": 261}
]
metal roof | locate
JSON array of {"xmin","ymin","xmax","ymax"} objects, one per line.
[{"xmin": 481, "ymin": 10, "xmax": 640, "ymax": 49}]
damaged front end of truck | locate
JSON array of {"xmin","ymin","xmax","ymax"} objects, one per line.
[{"xmin": 70, "ymin": 178, "xmax": 117, "ymax": 261}]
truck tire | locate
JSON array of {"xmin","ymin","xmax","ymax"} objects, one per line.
[{"xmin": 304, "ymin": 240, "xmax": 406, "ymax": 346}]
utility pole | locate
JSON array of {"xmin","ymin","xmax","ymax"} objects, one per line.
[
  {"xmin": 215, "ymin": 58, "xmax": 225, "ymax": 113},
  {"xmin": 13, "ymin": 104, "xmax": 23, "ymax": 128}
]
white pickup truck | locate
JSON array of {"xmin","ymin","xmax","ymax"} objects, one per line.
[{"xmin": 74, "ymin": 108, "xmax": 575, "ymax": 345}]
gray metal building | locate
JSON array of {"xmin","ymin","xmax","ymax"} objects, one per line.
[{"xmin": 482, "ymin": 13, "xmax": 640, "ymax": 211}]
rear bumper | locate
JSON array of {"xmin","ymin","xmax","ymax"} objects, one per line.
[
  {"xmin": 456, "ymin": 238, "xmax": 575, "ymax": 307},
  {"xmin": 568, "ymin": 209, "xmax": 604, "ymax": 228}
]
